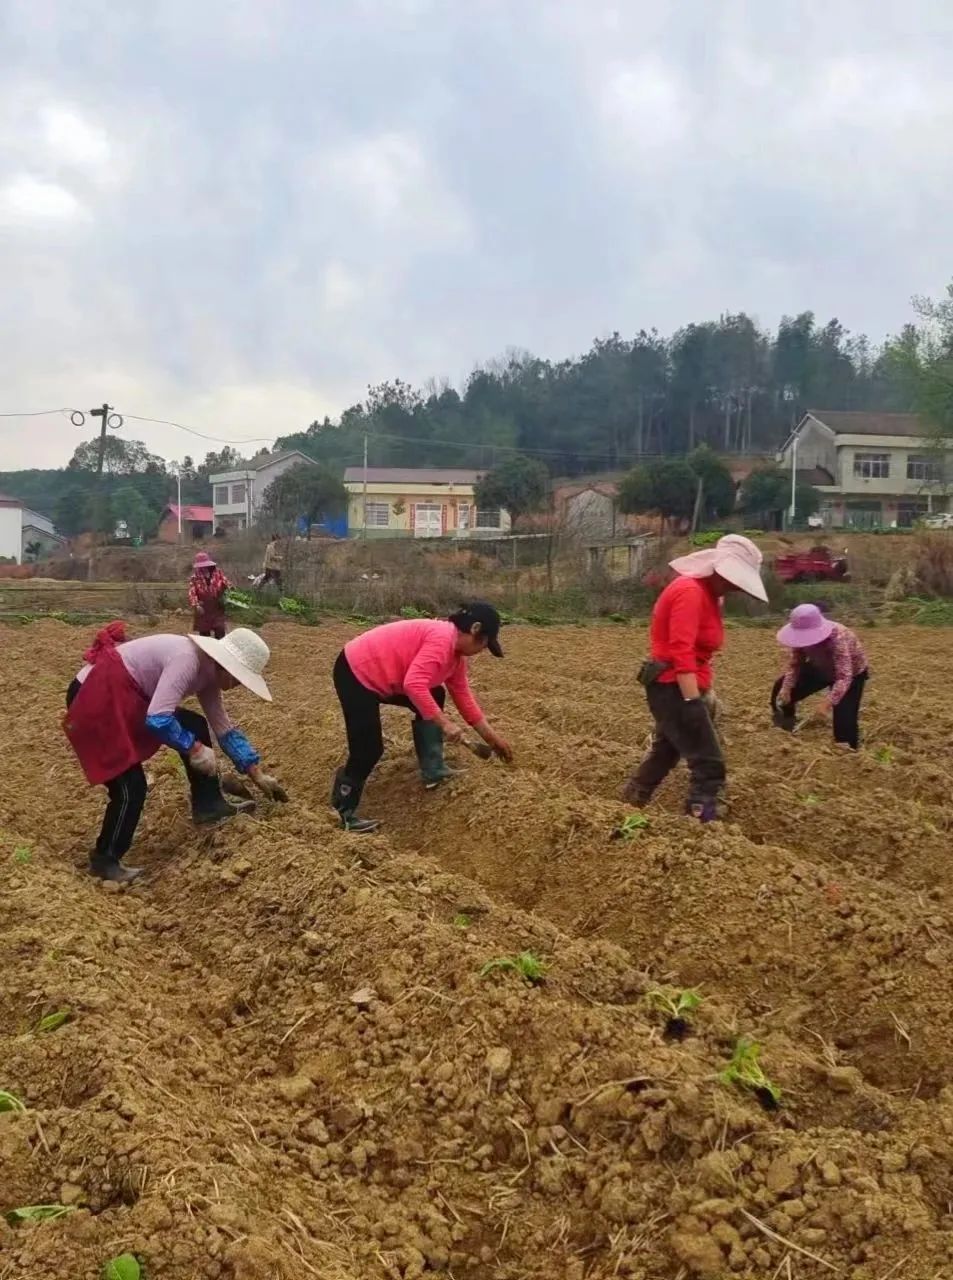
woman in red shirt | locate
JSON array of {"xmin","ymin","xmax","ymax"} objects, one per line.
[{"xmin": 623, "ymin": 535, "xmax": 767, "ymax": 821}]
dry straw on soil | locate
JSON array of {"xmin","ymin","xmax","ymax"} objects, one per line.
[{"xmin": 3, "ymin": 619, "xmax": 953, "ymax": 1279}]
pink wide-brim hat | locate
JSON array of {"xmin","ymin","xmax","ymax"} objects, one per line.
[
  {"xmin": 193, "ymin": 551, "xmax": 217, "ymax": 569},
  {"xmin": 669, "ymin": 533, "xmax": 768, "ymax": 603},
  {"xmin": 777, "ymin": 603, "xmax": 835, "ymax": 649}
]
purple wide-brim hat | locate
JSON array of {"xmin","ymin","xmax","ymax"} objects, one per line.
[{"xmin": 777, "ymin": 602, "xmax": 835, "ymax": 648}]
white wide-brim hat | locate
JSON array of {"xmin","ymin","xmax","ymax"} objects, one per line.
[
  {"xmin": 669, "ymin": 533, "xmax": 768, "ymax": 603},
  {"xmin": 190, "ymin": 628, "xmax": 272, "ymax": 701}
]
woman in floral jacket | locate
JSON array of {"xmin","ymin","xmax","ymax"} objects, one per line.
[
  {"xmin": 188, "ymin": 552, "xmax": 230, "ymax": 639},
  {"xmin": 772, "ymin": 603, "xmax": 868, "ymax": 748}
]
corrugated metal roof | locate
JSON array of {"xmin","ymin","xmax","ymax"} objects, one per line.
[
  {"xmin": 343, "ymin": 467, "xmax": 482, "ymax": 485},
  {"xmin": 807, "ymin": 411, "xmax": 925, "ymax": 438}
]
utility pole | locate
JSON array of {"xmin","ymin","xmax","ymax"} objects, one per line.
[
  {"xmin": 362, "ymin": 432, "xmax": 368, "ymax": 540},
  {"xmin": 87, "ymin": 403, "xmax": 122, "ymax": 579}
]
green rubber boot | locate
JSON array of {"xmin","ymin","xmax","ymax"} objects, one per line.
[{"xmin": 412, "ymin": 719, "xmax": 464, "ymax": 790}]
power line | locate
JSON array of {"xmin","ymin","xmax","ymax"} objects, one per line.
[
  {"xmin": 0, "ymin": 401, "xmax": 655, "ymax": 464},
  {"xmin": 0, "ymin": 407, "xmax": 75, "ymax": 418},
  {"xmin": 123, "ymin": 413, "xmax": 277, "ymax": 446}
]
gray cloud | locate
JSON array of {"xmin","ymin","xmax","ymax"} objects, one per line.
[{"xmin": 1, "ymin": 0, "xmax": 952, "ymax": 468}]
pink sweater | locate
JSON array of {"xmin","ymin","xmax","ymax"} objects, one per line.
[
  {"xmin": 345, "ymin": 620, "xmax": 484, "ymax": 724},
  {"xmin": 77, "ymin": 634, "xmax": 232, "ymax": 737}
]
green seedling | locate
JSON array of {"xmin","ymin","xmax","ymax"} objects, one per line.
[
  {"xmin": 453, "ymin": 914, "xmax": 472, "ymax": 929},
  {"xmin": 480, "ymin": 951, "xmax": 548, "ymax": 984},
  {"xmin": 874, "ymin": 745, "xmax": 894, "ymax": 764},
  {"xmin": 647, "ymin": 989, "xmax": 702, "ymax": 1041},
  {"xmin": 801, "ymin": 794, "xmax": 820, "ymax": 807},
  {"xmin": 103, "ymin": 1253, "xmax": 141, "ymax": 1280},
  {"xmin": 36, "ymin": 1010, "xmax": 70, "ymax": 1034},
  {"xmin": 5, "ymin": 1204, "xmax": 76, "ymax": 1224},
  {"xmin": 612, "ymin": 813, "xmax": 650, "ymax": 841},
  {"xmin": 13, "ymin": 846, "xmax": 31, "ymax": 864},
  {"xmin": 0, "ymin": 1089, "xmax": 26, "ymax": 1113},
  {"xmin": 718, "ymin": 1036, "xmax": 782, "ymax": 1110}
]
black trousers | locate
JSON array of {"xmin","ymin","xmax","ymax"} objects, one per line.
[
  {"xmin": 66, "ymin": 680, "xmax": 213, "ymax": 860},
  {"xmin": 333, "ymin": 650, "xmax": 446, "ymax": 784},
  {"xmin": 771, "ymin": 667, "xmax": 868, "ymax": 749},
  {"xmin": 262, "ymin": 568, "xmax": 282, "ymax": 589},
  {"xmin": 630, "ymin": 683, "xmax": 725, "ymax": 807}
]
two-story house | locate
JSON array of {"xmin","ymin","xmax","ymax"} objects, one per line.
[
  {"xmin": 779, "ymin": 411, "xmax": 953, "ymax": 529},
  {"xmin": 343, "ymin": 467, "xmax": 512, "ymax": 537},
  {"xmin": 210, "ymin": 449, "xmax": 314, "ymax": 534}
]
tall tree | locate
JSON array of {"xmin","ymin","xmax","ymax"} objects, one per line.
[
  {"xmin": 618, "ymin": 458, "xmax": 697, "ymax": 529},
  {"xmin": 474, "ymin": 454, "xmax": 549, "ymax": 527},
  {"xmin": 259, "ymin": 463, "xmax": 347, "ymax": 535}
]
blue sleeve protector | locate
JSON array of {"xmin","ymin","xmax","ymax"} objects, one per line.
[
  {"xmin": 145, "ymin": 713, "xmax": 196, "ymax": 754},
  {"xmin": 219, "ymin": 728, "xmax": 261, "ymax": 773}
]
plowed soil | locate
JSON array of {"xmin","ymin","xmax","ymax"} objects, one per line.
[{"xmin": 3, "ymin": 618, "xmax": 953, "ymax": 1280}]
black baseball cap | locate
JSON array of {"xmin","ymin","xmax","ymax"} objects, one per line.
[{"xmin": 449, "ymin": 601, "xmax": 504, "ymax": 657}]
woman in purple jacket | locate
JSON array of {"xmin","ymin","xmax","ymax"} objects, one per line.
[{"xmin": 64, "ymin": 623, "xmax": 285, "ymax": 882}]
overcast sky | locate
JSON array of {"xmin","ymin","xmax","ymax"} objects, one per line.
[{"xmin": 2, "ymin": 0, "xmax": 952, "ymax": 470}]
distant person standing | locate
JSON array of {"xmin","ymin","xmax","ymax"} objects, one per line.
[
  {"xmin": 188, "ymin": 551, "xmax": 229, "ymax": 639},
  {"xmin": 262, "ymin": 534, "xmax": 284, "ymax": 590}
]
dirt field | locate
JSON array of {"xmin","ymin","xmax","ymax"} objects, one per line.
[{"xmin": 3, "ymin": 618, "xmax": 953, "ymax": 1279}]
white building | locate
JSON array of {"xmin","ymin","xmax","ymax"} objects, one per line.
[
  {"xmin": 0, "ymin": 494, "xmax": 23, "ymax": 562},
  {"xmin": 0, "ymin": 497, "xmax": 67, "ymax": 562},
  {"xmin": 779, "ymin": 410, "xmax": 953, "ymax": 529},
  {"xmin": 210, "ymin": 449, "xmax": 314, "ymax": 533},
  {"xmin": 22, "ymin": 508, "xmax": 65, "ymax": 558}
]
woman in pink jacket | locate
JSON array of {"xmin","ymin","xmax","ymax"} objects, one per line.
[{"xmin": 331, "ymin": 603, "xmax": 512, "ymax": 832}]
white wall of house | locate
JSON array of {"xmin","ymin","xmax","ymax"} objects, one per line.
[
  {"xmin": 0, "ymin": 505, "xmax": 23, "ymax": 561},
  {"xmin": 255, "ymin": 455, "xmax": 307, "ymax": 512},
  {"xmin": 211, "ymin": 453, "xmax": 314, "ymax": 531}
]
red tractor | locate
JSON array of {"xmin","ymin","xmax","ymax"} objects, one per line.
[{"xmin": 774, "ymin": 546, "xmax": 849, "ymax": 584}]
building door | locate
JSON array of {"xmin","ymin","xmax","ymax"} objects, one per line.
[{"xmin": 414, "ymin": 503, "xmax": 443, "ymax": 537}]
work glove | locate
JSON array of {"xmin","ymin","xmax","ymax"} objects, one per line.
[
  {"xmin": 251, "ymin": 770, "xmax": 289, "ymax": 802},
  {"xmin": 188, "ymin": 742, "xmax": 218, "ymax": 776}
]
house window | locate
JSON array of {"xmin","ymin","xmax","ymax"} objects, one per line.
[
  {"xmin": 906, "ymin": 455, "xmax": 941, "ymax": 482},
  {"xmin": 853, "ymin": 453, "xmax": 890, "ymax": 479},
  {"xmin": 231, "ymin": 482, "xmax": 247, "ymax": 505},
  {"xmin": 214, "ymin": 485, "xmax": 229, "ymax": 506},
  {"xmin": 474, "ymin": 508, "xmax": 502, "ymax": 529},
  {"xmin": 364, "ymin": 502, "xmax": 390, "ymax": 528},
  {"xmin": 457, "ymin": 503, "xmax": 471, "ymax": 530}
]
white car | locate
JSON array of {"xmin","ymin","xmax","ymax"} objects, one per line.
[{"xmin": 922, "ymin": 512, "xmax": 953, "ymax": 529}]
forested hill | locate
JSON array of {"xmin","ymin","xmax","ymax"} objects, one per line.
[{"xmin": 275, "ymin": 312, "xmax": 916, "ymax": 474}]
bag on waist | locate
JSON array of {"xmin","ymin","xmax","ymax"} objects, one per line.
[{"xmin": 637, "ymin": 658, "xmax": 671, "ymax": 688}]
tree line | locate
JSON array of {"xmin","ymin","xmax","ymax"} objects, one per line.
[
  {"xmin": 275, "ymin": 310, "xmax": 916, "ymax": 476},
  {"xmin": 1, "ymin": 290, "xmax": 946, "ymax": 537}
]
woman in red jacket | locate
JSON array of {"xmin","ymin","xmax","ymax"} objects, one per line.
[{"xmin": 623, "ymin": 535, "xmax": 767, "ymax": 821}]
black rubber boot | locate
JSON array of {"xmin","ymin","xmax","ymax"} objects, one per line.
[
  {"xmin": 187, "ymin": 766, "xmax": 255, "ymax": 825},
  {"xmin": 89, "ymin": 852, "xmax": 144, "ymax": 884},
  {"xmin": 331, "ymin": 768, "xmax": 381, "ymax": 833},
  {"xmin": 621, "ymin": 775, "xmax": 654, "ymax": 807},
  {"xmin": 772, "ymin": 707, "xmax": 797, "ymax": 732},
  {"xmin": 412, "ymin": 719, "xmax": 464, "ymax": 790},
  {"xmin": 687, "ymin": 798, "xmax": 719, "ymax": 823}
]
